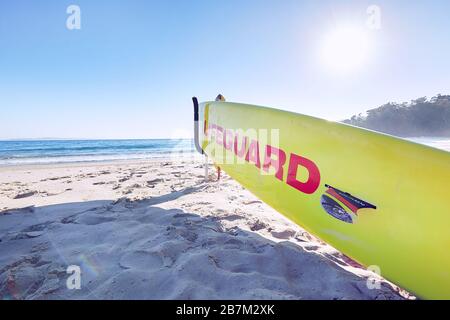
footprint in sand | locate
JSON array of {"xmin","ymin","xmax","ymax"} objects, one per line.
[
  {"xmin": 119, "ymin": 251, "xmax": 163, "ymax": 270},
  {"xmin": 146, "ymin": 178, "xmax": 164, "ymax": 186},
  {"xmin": 11, "ymin": 231, "xmax": 45, "ymax": 240},
  {"xmin": 242, "ymin": 200, "xmax": 262, "ymax": 205},
  {"xmin": 75, "ymin": 215, "xmax": 116, "ymax": 225},
  {"xmin": 48, "ymin": 176, "xmax": 71, "ymax": 181},
  {"xmin": 166, "ymin": 225, "xmax": 199, "ymax": 242},
  {"xmin": 12, "ymin": 191, "xmax": 37, "ymax": 199},
  {"xmin": 249, "ymin": 219, "xmax": 268, "ymax": 231},
  {"xmin": 24, "ymin": 231, "xmax": 44, "ymax": 238},
  {"xmin": 271, "ymin": 229, "xmax": 297, "ymax": 239},
  {"xmin": 221, "ymin": 215, "xmax": 244, "ymax": 222},
  {"xmin": 1, "ymin": 206, "xmax": 35, "ymax": 216},
  {"xmin": 118, "ymin": 176, "xmax": 132, "ymax": 183}
]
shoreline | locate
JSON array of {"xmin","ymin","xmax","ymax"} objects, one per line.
[
  {"xmin": 0, "ymin": 157, "xmax": 200, "ymax": 172},
  {"xmin": 0, "ymin": 136, "xmax": 448, "ymax": 169}
]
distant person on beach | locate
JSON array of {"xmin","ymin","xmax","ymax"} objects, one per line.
[{"xmin": 214, "ymin": 94, "xmax": 226, "ymax": 181}]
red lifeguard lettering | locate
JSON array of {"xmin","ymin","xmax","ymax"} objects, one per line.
[
  {"xmin": 234, "ymin": 134, "xmax": 248, "ymax": 158},
  {"xmin": 286, "ymin": 153, "xmax": 320, "ymax": 194},
  {"xmin": 223, "ymin": 129, "xmax": 233, "ymax": 151},
  {"xmin": 207, "ymin": 123, "xmax": 321, "ymax": 196},
  {"xmin": 245, "ymin": 139, "xmax": 261, "ymax": 168},
  {"xmin": 263, "ymin": 145, "xmax": 286, "ymax": 181}
]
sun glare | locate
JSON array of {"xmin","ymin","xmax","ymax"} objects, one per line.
[{"xmin": 320, "ymin": 26, "xmax": 370, "ymax": 74}]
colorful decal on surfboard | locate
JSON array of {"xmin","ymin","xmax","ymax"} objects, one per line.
[{"xmin": 321, "ymin": 185, "xmax": 376, "ymax": 223}]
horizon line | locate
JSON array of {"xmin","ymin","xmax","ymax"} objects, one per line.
[{"xmin": 0, "ymin": 137, "xmax": 194, "ymax": 141}]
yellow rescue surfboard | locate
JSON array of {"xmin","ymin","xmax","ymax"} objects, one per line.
[{"xmin": 192, "ymin": 97, "xmax": 450, "ymax": 299}]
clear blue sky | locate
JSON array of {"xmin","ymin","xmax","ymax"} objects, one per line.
[{"xmin": 1, "ymin": 0, "xmax": 449, "ymax": 139}]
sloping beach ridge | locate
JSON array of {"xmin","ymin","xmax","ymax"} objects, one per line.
[{"xmin": 0, "ymin": 159, "xmax": 412, "ymax": 299}]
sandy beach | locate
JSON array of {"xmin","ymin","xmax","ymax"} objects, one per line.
[{"xmin": 0, "ymin": 159, "xmax": 412, "ymax": 300}]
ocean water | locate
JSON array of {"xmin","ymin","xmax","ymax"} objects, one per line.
[
  {"xmin": 0, "ymin": 139, "xmax": 199, "ymax": 166},
  {"xmin": 0, "ymin": 137, "xmax": 448, "ymax": 166},
  {"xmin": 406, "ymin": 137, "xmax": 450, "ymax": 152}
]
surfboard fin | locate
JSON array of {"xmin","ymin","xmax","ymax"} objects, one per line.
[{"xmin": 192, "ymin": 97, "xmax": 204, "ymax": 155}]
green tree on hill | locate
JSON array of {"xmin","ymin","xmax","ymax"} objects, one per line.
[{"xmin": 343, "ymin": 94, "xmax": 450, "ymax": 137}]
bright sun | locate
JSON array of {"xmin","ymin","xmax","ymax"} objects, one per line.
[{"xmin": 320, "ymin": 26, "xmax": 370, "ymax": 74}]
